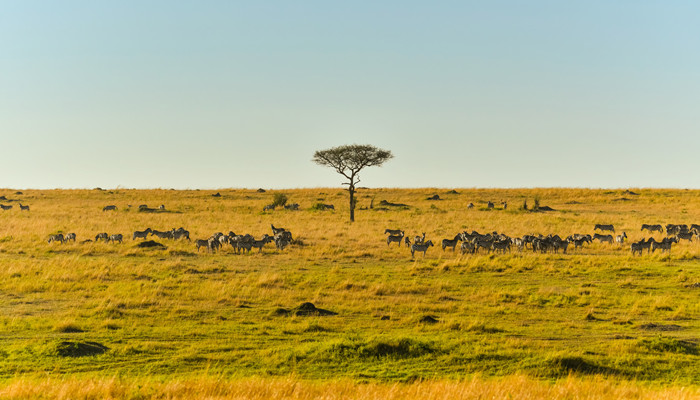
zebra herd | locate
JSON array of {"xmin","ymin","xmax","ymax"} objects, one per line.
[
  {"xmin": 385, "ymin": 222, "xmax": 700, "ymax": 258},
  {"xmin": 46, "ymin": 224, "xmax": 295, "ymax": 254},
  {"xmin": 0, "ymin": 203, "xmax": 29, "ymax": 211},
  {"xmin": 194, "ymin": 225, "xmax": 293, "ymax": 254}
]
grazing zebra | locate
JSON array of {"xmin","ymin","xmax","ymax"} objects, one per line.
[
  {"xmin": 630, "ymin": 242, "xmax": 644, "ymax": 256},
  {"xmin": 593, "ymin": 233, "xmax": 614, "ymax": 244},
  {"xmin": 641, "ymin": 224, "xmax": 663, "ymax": 233},
  {"xmin": 501, "ymin": 201, "xmax": 508, "ymax": 210},
  {"xmin": 321, "ymin": 204, "xmax": 334, "ymax": 210},
  {"xmin": 675, "ymin": 232, "xmax": 694, "ymax": 242},
  {"xmin": 467, "ymin": 203, "xmax": 474, "ymax": 209},
  {"xmin": 274, "ymin": 231, "xmax": 292, "ymax": 250},
  {"xmin": 171, "ymin": 228, "xmax": 190, "ymax": 241},
  {"xmin": 0, "ymin": 204, "xmax": 13, "ymax": 211},
  {"xmin": 102, "ymin": 205, "xmax": 117, "ymax": 211},
  {"xmin": 195, "ymin": 239, "xmax": 211, "ymax": 252},
  {"xmin": 283, "ymin": 203, "xmax": 299, "ymax": 210},
  {"xmin": 65, "ymin": 233, "xmax": 76, "ymax": 242},
  {"xmin": 460, "ymin": 241, "xmax": 476, "ymax": 254},
  {"xmin": 48, "ymin": 234, "xmax": 64, "ymax": 244},
  {"xmin": 387, "ymin": 232, "xmax": 404, "ymax": 247},
  {"xmin": 158, "ymin": 205, "xmax": 165, "ymax": 210},
  {"xmin": 133, "ymin": 228, "xmax": 152, "ymax": 240},
  {"xmin": 650, "ymin": 237, "xmax": 676, "ymax": 253},
  {"xmin": 441, "ymin": 234, "xmax": 462, "ymax": 251},
  {"xmin": 263, "ymin": 204, "xmax": 275, "ymax": 211},
  {"xmin": 107, "ymin": 234, "xmax": 123, "ymax": 244},
  {"xmin": 95, "ymin": 232, "xmax": 109, "ymax": 242},
  {"xmin": 615, "ymin": 232, "xmax": 627, "ymax": 245},
  {"xmin": 487, "ymin": 201, "xmax": 495, "ymax": 209},
  {"xmin": 138, "ymin": 205, "xmax": 148, "ymax": 210},
  {"xmin": 251, "ymin": 235, "xmax": 273, "ymax": 252},
  {"xmin": 150, "ymin": 229, "xmax": 173, "ymax": 239},
  {"xmin": 411, "ymin": 240, "xmax": 434, "ymax": 258},
  {"xmin": 19, "ymin": 203, "xmax": 29, "ymax": 211},
  {"xmin": 594, "ymin": 224, "xmax": 615, "ymax": 233},
  {"xmin": 491, "ymin": 239, "xmax": 511, "ymax": 254},
  {"xmin": 404, "ymin": 236, "xmax": 411, "ymax": 248},
  {"xmin": 384, "ymin": 228, "xmax": 402, "ymax": 235}
]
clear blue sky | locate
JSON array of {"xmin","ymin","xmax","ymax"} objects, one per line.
[{"xmin": 2, "ymin": 2, "xmax": 699, "ymax": 189}]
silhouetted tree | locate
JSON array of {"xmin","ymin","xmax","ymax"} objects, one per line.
[{"xmin": 312, "ymin": 144, "xmax": 393, "ymax": 222}]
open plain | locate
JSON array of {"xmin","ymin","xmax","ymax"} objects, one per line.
[{"xmin": 1, "ymin": 187, "xmax": 700, "ymax": 399}]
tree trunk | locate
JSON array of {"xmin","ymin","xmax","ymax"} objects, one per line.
[{"xmin": 349, "ymin": 185, "xmax": 355, "ymax": 222}]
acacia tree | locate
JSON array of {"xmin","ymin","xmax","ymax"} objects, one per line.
[{"xmin": 312, "ymin": 144, "xmax": 393, "ymax": 222}]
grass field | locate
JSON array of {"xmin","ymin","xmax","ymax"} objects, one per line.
[{"xmin": 0, "ymin": 187, "xmax": 699, "ymax": 398}]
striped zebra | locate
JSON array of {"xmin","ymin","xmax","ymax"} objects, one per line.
[
  {"xmin": 487, "ymin": 201, "xmax": 495, "ymax": 209},
  {"xmin": 251, "ymin": 235, "xmax": 273, "ymax": 252},
  {"xmin": 594, "ymin": 224, "xmax": 615, "ymax": 233},
  {"xmin": 387, "ymin": 232, "xmax": 404, "ymax": 247},
  {"xmin": 615, "ymin": 232, "xmax": 627, "ymax": 245},
  {"xmin": 593, "ymin": 233, "xmax": 613, "ymax": 244},
  {"xmin": 460, "ymin": 241, "xmax": 476, "ymax": 254},
  {"xmin": 263, "ymin": 204, "xmax": 275, "ymax": 211},
  {"xmin": 271, "ymin": 224, "xmax": 287, "ymax": 235},
  {"xmin": 384, "ymin": 228, "xmax": 402, "ymax": 235},
  {"xmin": 0, "ymin": 204, "xmax": 12, "ymax": 211},
  {"xmin": 467, "ymin": 203, "xmax": 474, "ymax": 210},
  {"xmin": 65, "ymin": 233, "xmax": 76, "ymax": 242},
  {"xmin": 441, "ymin": 234, "xmax": 461, "ymax": 251},
  {"xmin": 95, "ymin": 232, "xmax": 109, "ymax": 242},
  {"xmin": 630, "ymin": 241, "xmax": 644, "ymax": 256},
  {"xmin": 133, "ymin": 228, "xmax": 152, "ymax": 240},
  {"xmin": 172, "ymin": 228, "xmax": 190, "ymax": 241},
  {"xmin": 410, "ymin": 240, "xmax": 434, "ymax": 258},
  {"xmin": 414, "ymin": 232, "xmax": 425, "ymax": 245},
  {"xmin": 19, "ymin": 203, "xmax": 29, "ymax": 211},
  {"xmin": 150, "ymin": 229, "xmax": 173, "ymax": 239},
  {"xmin": 107, "ymin": 234, "xmax": 123, "ymax": 244},
  {"xmin": 641, "ymin": 224, "xmax": 663, "ymax": 233},
  {"xmin": 48, "ymin": 234, "xmax": 64, "ymax": 244},
  {"xmin": 102, "ymin": 205, "xmax": 117, "ymax": 211}
]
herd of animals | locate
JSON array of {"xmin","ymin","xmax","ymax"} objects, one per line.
[
  {"xmin": 5, "ymin": 199, "xmax": 698, "ymax": 258},
  {"xmin": 385, "ymin": 223, "xmax": 700, "ymax": 258}
]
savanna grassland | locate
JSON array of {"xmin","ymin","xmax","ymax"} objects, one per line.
[{"xmin": 1, "ymin": 187, "xmax": 700, "ymax": 399}]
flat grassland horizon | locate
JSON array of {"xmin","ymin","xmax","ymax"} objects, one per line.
[{"xmin": 0, "ymin": 187, "xmax": 699, "ymax": 399}]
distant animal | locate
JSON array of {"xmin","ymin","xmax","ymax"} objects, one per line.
[
  {"xmin": 387, "ymin": 232, "xmax": 404, "ymax": 247},
  {"xmin": 171, "ymin": 228, "xmax": 190, "ymax": 241},
  {"xmin": 0, "ymin": 204, "xmax": 13, "ymax": 211},
  {"xmin": 195, "ymin": 239, "xmax": 210, "ymax": 252},
  {"xmin": 441, "ymin": 234, "xmax": 462, "ymax": 251},
  {"xmin": 594, "ymin": 224, "xmax": 615, "ymax": 233},
  {"xmin": 283, "ymin": 203, "xmax": 299, "ymax": 210},
  {"xmin": 150, "ymin": 229, "xmax": 173, "ymax": 239},
  {"xmin": 19, "ymin": 203, "xmax": 29, "ymax": 211},
  {"xmin": 501, "ymin": 201, "xmax": 508, "ymax": 210},
  {"xmin": 138, "ymin": 205, "xmax": 148, "ymax": 210},
  {"xmin": 615, "ymin": 232, "xmax": 627, "ymax": 245},
  {"xmin": 48, "ymin": 234, "xmax": 64, "ymax": 244},
  {"xmin": 630, "ymin": 242, "xmax": 644, "ymax": 256},
  {"xmin": 487, "ymin": 201, "xmax": 495, "ymax": 209},
  {"xmin": 158, "ymin": 205, "xmax": 165, "ymax": 210},
  {"xmin": 133, "ymin": 228, "xmax": 152, "ymax": 240},
  {"xmin": 641, "ymin": 224, "xmax": 663, "ymax": 234},
  {"xmin": 102, "ymin": 205, "xmax": 117, "ymax": 211},
  {"xmin": 107, "ymin": 234, "xmax": 123, "ymax": 244},
  {"xmin": 414, "ymin": 232, "xmax": 426, "ymax": 245},
  {"xmin": 95, "ymin": 232, "xmax": 109, "ymax": 242},
  {"xmin": 411, "ymin": 240, "xmax": 434, "ymax": 258},
  {"xmin": 467, "ymin": 203, "xmax": 474, "ymax": 209},
  {"xmin": 384, "ymin": 228, "xmax": 402, "ymax": 235},
  {"xmin": 491, "ymin": 239, "xmax": 511, "ymax": 254},
  {"xmin": 64, "ymin": 233, "xmax": 76, "ymax": 242},
  {"xmin": 593, "ymin": 233, "xmax": 613, "ymax": 244},
  {"xmin": 675, "ymin": 232, "xmax": 695, "ymax": 242},
  {"xmin": 251, "ymin": 235, "xmax": 273, "ymax": 252},
  {"xmin": 460, "ymin": 241, "xmax": 476, "ymax": 254},
  {"xmin": 404, "ymin": 236, "xmax": 411, "ymax": 248},
  {"xmin": 263, "ymin": 204, "xmax": 275, "ymax": 211}
]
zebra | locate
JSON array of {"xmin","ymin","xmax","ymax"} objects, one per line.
[
  {"xmin": 321, "ymin": 204, "xmax": 335, "ymax": 210},
  {"xmin": 171, "ymin": 228, "xmax": 190, "ymax": 241},
  {"xmin": 387, "ymin": 232, "xmax": 404, "ymax": 247},
  {"xmin": 404, "ymin": 236, "xmax": 411, "ymax": 248},
  {"xmin": 593, "ymin": 233, "xmax": 614, "ymax": 244},
  {"xmin": 650, "ymin": 237, "xmax": 676, "ymax": 253},
  {"xmin": 410, "ymin": 240, "xmax": 434, "ymax": 258},
  {"xmin": 487, "ymin": 201, "xmax": 495, "ymax": 209},
  {"xmin": 641, "ymin": 224, "xmax": 663, "ymax": 233},
  {"xmin": 251, "ymin": 235, "xmax": 273, "ymax": 252},
  {"xmin": 133, "ymin": 228, "xmax": 152, "ymax": 240},
  {"xmin": 274, "ymin": 232, "xmax": 292, "ymax": 250},
  {"xmin": 102, "ymin": 205, "xmax": 117, "ymax": 211},
  {"xmin": 95, "ymin": 232, "xmax": 109, "ymax": 242},
  {"xmin": 467, "ymin": 202, "xmax": 474, "ymax": 209},
  {"xmin": 414, "ymin": 232, "xmax": 426, "ymax": 245},
  {"xmin": 64, "ymin": 233, "xmax": 76, "ymax": 242},
  {"xmin": 19, "ymin": 203, "xmax": 29, "ymax": 211},
  {"xmin": 150, "ymin": 229, "xmax": 173, "ymax": 239},
  {"xmin": 630, "ymin": 241, "xmax": 644, "ymax": 256},
  {"xmin": 283, "ymin": 203, "xmax": 299, "ymax": 210},
  {"xmin": 0, "ymin": 204, "xmax": 13, "ymax": 211},
  {"xmin": 615, "ymin": 232, "xmax": 627, "ymax": 245},
  {"xmin": 675, "ymin": 232, "xmax": 695, "ymax": 242},
  {"xmin": 460, "ymin": 241, "xmax": 476, "ymax": 254},
  {"xmin": 195, "ymin": 239, "xmax": 211, "ymax": 252},
  {"xmin": 138, "ymin": 205, "xmax": 148, "ymax": 210},
  {"xmin": 271, "ymin": 224, "xmax": 287, "ymax": 235},
  {"xmin": 48, "ymin": 234, "xmax": 64, "ymax": 244},
  {"xmin": 158, "ymin": 205, "xmax": 165, "ymax": 210},
  {"xmin": 441, "ymin": 234, "xmax": 462, "ymax": 251},
  {"xmin": 501, "ymin": 201, "xmax": 508, "ymax": 210},
  {"xmin": 491, "ymin": 239, "xmax": 511, "ymax": 254},
  {"xmin": 107, "ymin": 234, "xmax": 123, "ymax": 244},
  {"xmin": 384, "ymin": 228, "xmax": 402, "ymax": 235},
  {"xmin": 594, "ymin": 224, "xmax": 615, "ymax": 233},
  {"xmin": 263, "ymin": 204, "xmax": 275, "ymax": 211}
]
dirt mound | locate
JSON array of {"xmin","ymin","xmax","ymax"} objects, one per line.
[
  {"xmin": 273, "ymin": 302, "xmax": 337, "ymax": 317},
  {"xmin": 136, "ymin": 240, "xmax": 166, "ymax": 249},
  {"xmin": 257, "ymin": 188, "xmax": 266, "ymax": 193},
  {"xmin": 212, "ymin": 192, "xmax": 221, "ymax": 197},
  {"xmin": 640, "ymin": 323, "xmax": 683, "ymax": 331},
  {"xmin": 419, "ymin": 315, "xmax": 439, "ymax": 324},
  {"xmin": 426, "ymin": 195, "xmax": 441, "ymax": 200},
  {"xmin": 54, "ymin": 341, "xmax": 108, "ymax": 357},
  {"xmin": 623, "ymin": 190, "xmax": 640, "ymax": 196},
  {"xmin": 378, "ymin": 200, "xmax": 409, "ymax": 208},
  {"xmin": 446, "ymin": 190, "xmax": 459, "ymax": 194}
]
